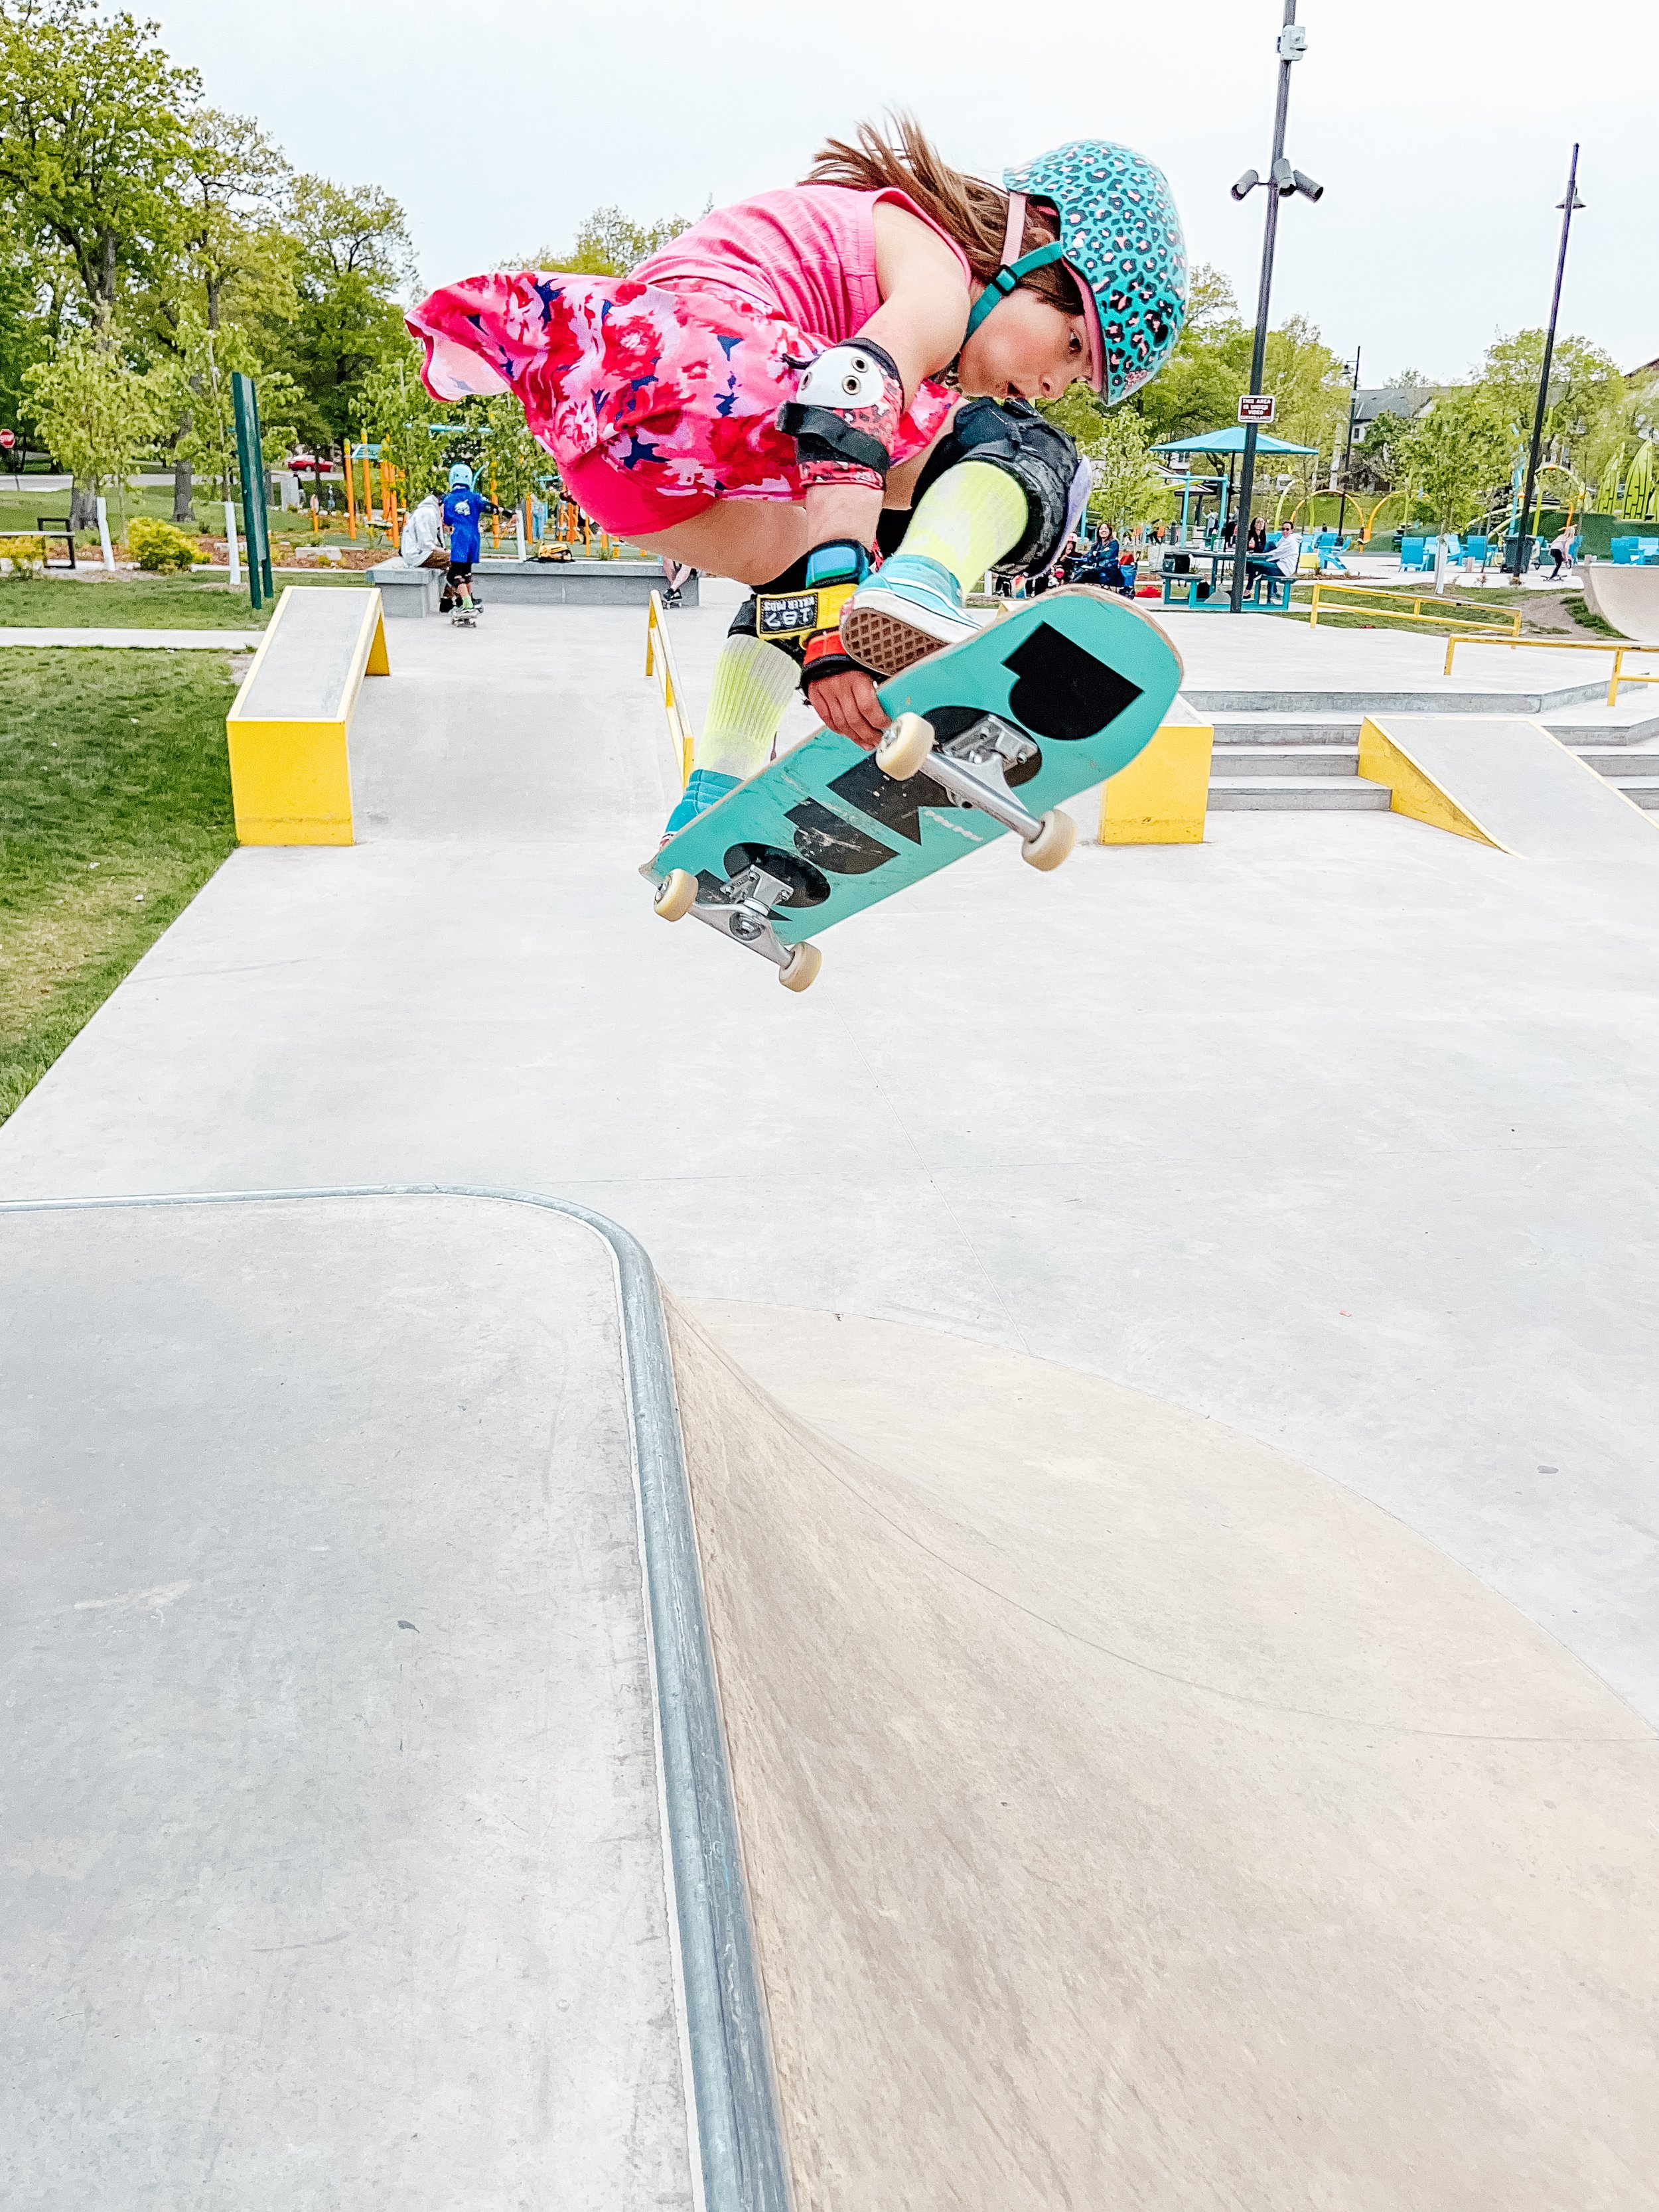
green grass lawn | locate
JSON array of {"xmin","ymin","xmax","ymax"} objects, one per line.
[
  {"xmin": 0, "ymin": 572, "xmax": 368, "ymax": 628},
  {"xmin": 0, "ymin": 648, "xmax": 242, "ymax": 1123}
]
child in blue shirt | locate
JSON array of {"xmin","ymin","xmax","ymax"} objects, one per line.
[{"xmin": 440, "ymin": 462, "xmax": 505, "ymax": 614}]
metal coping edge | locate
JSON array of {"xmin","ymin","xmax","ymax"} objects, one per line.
[{"xmin": 0, "ymin": 1180, "xmax": 793, "ymax": 2212}]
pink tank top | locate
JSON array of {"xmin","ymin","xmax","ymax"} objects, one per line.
[{"xmin": 631, "ymin": 184, "xmax": 971, "ymax": 344}]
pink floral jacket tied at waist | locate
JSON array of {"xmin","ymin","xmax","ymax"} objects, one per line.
[{"xmin": 405, "ymin": 186, "xmax": 966, "ymax": 537}]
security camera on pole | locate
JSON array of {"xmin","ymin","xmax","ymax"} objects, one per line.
[{"xmin": 1227, "ymin": 0, "xmax": 1324, "ymax": 615}]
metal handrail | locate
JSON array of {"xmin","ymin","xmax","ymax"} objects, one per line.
[
  {"xmin": 646, "ymin": 589, "xmax": 695, "ymax": 786},
  {"xmin": 1440, "ymin": 632, "xmax": 1659, "ymax": 699},
  {"xmin": 1300, "ymin": 579, "xmax": 1522, "ymax": 641}
]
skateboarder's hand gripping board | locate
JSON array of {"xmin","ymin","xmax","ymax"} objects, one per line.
[{"xmin": 642, "ymin": 587, "xmax": 1183, "ymax": 991}]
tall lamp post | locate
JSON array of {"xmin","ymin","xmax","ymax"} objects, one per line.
[
  {"xmin": 1334, "ymin": 345, "xmax": 1361, "ymax": 544},
  {"xmin": 1506, "ymin": 144, "xmax": 1584, "ymax": 577},
  {"xmin": 1227, "ymin": 0, "xmax": 1324, "ymax": 614}
]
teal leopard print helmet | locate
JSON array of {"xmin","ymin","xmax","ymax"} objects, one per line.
[{"xmin": 965, "ymin": 139, "xmax": 1189, "ymax": 404}]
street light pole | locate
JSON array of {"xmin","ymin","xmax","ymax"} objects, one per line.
[
  {"xmin": 1334, "ymin": 344, "xmax": 1361, "ymax": 543},
  {"xmin": 1507, "ymin": 143, "xmax": 1584, "ymax": 577},
  {"xmin": 1228, "ymin": 0, "xmax": 1321, "ymax": 613}
]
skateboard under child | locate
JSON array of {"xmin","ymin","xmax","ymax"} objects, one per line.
[{"xmin": 641, "ymin": 586, "xmax": 1184, "ymax": 991}]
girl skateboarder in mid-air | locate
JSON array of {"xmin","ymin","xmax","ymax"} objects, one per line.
[{"xmin": 407, "ymin": 115, "xmax": 1187, "ymax": 831}]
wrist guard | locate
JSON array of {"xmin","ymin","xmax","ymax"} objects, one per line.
[
  {"xmin": 777, "ymin": 341, "xmax": 906, "ymax": 490},
  {"xmin": 752, "ymin": 540, "xmax": 879, "ymax": 695}
]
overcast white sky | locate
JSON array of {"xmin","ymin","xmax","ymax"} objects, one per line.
[{"xmin": 145, "ymin": 0, "xmax": 1656, "ymax": 384}]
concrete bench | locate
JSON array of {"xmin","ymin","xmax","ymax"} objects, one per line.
[
  {"xmin": 369, "ymin": 557, "xmax": 699, "ymax": 611},
  {"xmin": 370, "ymin": 561, "xmax": 444, "ymax": 618},
  {"xmin": 226, "ymin": 586, "xmax": 389, "ymax": 845}
]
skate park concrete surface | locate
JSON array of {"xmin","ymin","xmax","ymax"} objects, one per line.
[{"xmin": 4, "ymin": 587, "xmax": 1659, "ymax": 2207}]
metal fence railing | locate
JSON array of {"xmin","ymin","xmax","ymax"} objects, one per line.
[{"xmin": 646, "ymin": 589, "xmax": 695, "ymax": 787}]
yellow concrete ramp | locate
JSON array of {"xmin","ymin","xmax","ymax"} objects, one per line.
[
  {"xmin": 1360, "ymin": 713, "xmax": 1659, "ymax": 859},
  {"xmin": 670, "ymin": 1297, "xmax": 1659, "ymax": 2211}
]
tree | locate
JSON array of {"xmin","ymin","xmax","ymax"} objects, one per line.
[
  {"xmin": 1476, "ymin": 329, "xmax": 1621, "ymax": 482},
  {"xmin": 1399, "ymin": 388, "xmax": 1510, "ymax": 541},
  {"xmin": 0, "ymin": 0, "xmax": 196, "ymax": 326},
  {"xmin": 0, "ymin": 240, "xmax": 47, "ymax": 448},
  {"xmin": 150, "ymin": 107, "xmax": 293, "ymax": 518},
  {"xmin": 527, "ymin": 204, "xmax": 699, "ymax": 275},
  {"xmin": 357, "ymin": 337, "xmax": 463, "ymax": 508},
  {"xmin": 1348, "ymin": 409, "xmax": 1411, "ymax": 493},
  {"xmin": 147, "ymin": 311, "xmax": 299, "ymax": 507},
  {"xmin": 23, "ymin": 324, "xmax": 158, "ymax": 529},
  {"xmin": 1132, "ymin": 264, "xmax": 1247, "ymax": 449},
  {"xmin": 1128, "ymin": 269, "xmax": 1350, "ymax": 522},
  {"xmin": 273, "ymin": 175, "xmax": 415, "ymax": 450},
  {"xmin": 1045, "ymin": 391, "xmax": 1172, "ymax": 531}
]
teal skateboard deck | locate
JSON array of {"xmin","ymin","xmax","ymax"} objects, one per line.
[{"xmin": 642, "ymin": 586, "xmax": 1184, "ymax": 989}]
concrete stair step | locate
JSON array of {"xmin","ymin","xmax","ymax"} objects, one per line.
[
  {"xmin": 1208, "ymin": 716, "xmax": 1362, "ymax": 746},
  {"xmin": 1571, "ymin": 747, "xmax": 1659, "ymax": 776},
  {"xmin": 1545, "ymin": 711, "xmax": 1659, "ymax": 744},
  {"xmin": 1609, "ymin": 777, "xmax": 1659, "ymax": 810},
  {"xmin": 1208, "ymin": 778, "xmax": 1391, "ymax": 812},
  {"xmin": 1212, "ymin": 745, "xmax": 1360, "ymax": 779}
]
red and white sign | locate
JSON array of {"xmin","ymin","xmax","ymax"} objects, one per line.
[
  {"xmin": 0, "ymin": 429, "xmax": 15, "ymax": 449},
  {"xmin": 1237, "ymin": 393, "xmax": 1277, "ymax": 425}
]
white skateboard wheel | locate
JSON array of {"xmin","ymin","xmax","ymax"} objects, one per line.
[
  {"xmin": 778, "ymin": 941, "xmax": 822, "ymax": 992},
  {"xmin": 653, "ymin": 867, "xmax": 698, "ymax": 921},
  {"xmin": 1021, "ymin": 809, "xmax": 1077, "ymax": 872},
  {"xmin": 876, "ymin": 712, "xmax": 935, "ymax": 781}
]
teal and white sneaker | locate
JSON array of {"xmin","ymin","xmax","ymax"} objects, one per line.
[
  {"xmin": 660, "ymin": 767, "xmax": 738, "ymax": 847},
  {"xmin": 838, "ymin": 552, "xmax": 980, "ymax": 677}
]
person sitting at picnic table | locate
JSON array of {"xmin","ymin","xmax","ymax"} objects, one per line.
[
  {"xmin": 1246, "ymin": 525, "xmax": 1301, "ymax": 592},
  {"xmin": 1246, "ymin": 516, "xmax": 1265, "ymax": 553}
]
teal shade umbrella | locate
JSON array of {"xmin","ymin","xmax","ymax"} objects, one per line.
[
  {"xmin": 1151, "ymin": 429, "xmax": 1319, "ymax": 455},
  {"xmin": 1153, "ymin": 427, "xmax": 1321, "ymax": 546}
]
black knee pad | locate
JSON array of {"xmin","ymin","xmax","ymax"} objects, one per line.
[{"xmin": 886, "ymin": 396, "xmax": 1084, "ymax": 575}]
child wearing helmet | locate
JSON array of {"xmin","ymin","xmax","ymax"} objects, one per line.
[
  {"xmin": 407, "ymin": 115, "xmax": 1186, "ymax": 830},
  {"xmin": 440, "ymin": 462, "xmax": 505, "ymax": 616}
]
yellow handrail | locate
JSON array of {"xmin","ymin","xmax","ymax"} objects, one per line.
[
  {"xmin": 646, "ymin": 589, "xmax": 695, "ymax": 786},
  {"xmin": 1440, "ymin": 630, "xmax": 1659, "ymax": 700},
  {"xmin": 1301, "ymin": 579, "xmax": 1522, "ymax": 641}
]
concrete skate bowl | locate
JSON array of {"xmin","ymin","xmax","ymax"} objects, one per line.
[
  {"xmin": 668, "ymin": 1298, "xmax": 1659, "ymax": 2211},
  {"xmin": 1580, "ymin": 560, "xmax": 1659, "ymax": 641}
]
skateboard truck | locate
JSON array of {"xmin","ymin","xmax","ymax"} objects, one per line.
[
  {"xmin": 876, "ymin": 712, "xmax": 1078, "ymax": 870},
  {"xmin": 647, "ymin": 860, "xmax": 824, "ymax": 992}
]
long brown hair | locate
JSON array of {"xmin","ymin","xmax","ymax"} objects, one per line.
[{"xmin": 804, "ymin": 113, "xmax": 1083, "ymax": 317}]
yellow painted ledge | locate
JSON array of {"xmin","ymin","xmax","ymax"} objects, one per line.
[
  {"xmin": 1098, "ymin": 721, "xmax": 1214, "ymax": 845},
  {"xmin": 226, "ymin": 588, "xmax": 390, "ymax": 846},
  {"xmin": 1356, "ymin": 717, "xmax": 1509, "ymax": 851}
]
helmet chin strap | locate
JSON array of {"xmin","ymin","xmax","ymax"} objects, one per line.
[{"xmin": 962, "ymin": 191, "xmax": 1068, "ymax": 345}]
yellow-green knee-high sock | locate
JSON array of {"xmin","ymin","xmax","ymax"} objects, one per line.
[
  {"xmin": 897, "ymin": 460, "xmax": 1028, "ymax": 590},
  {"xmin": 695, "ymin": 632, "xmax": 800, "ymax": 781}
]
